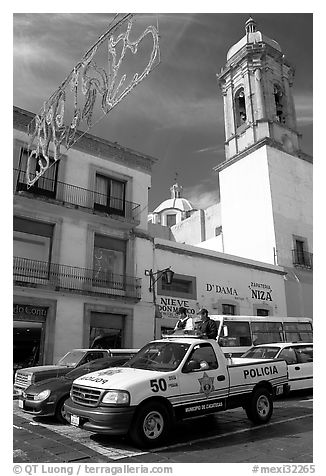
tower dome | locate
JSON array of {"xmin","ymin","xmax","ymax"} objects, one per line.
[
  {"xmin": 149, "ymin": 181, "xmax": 196, "ymax": 227},
  {"xmin": 227, "ymin": 17, "xmax": 282, "ymax": 61}
]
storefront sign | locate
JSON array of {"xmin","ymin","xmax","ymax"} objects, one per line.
[
  {"xmin": 206, "ymin": 283, "xmax": 238, "ymax": 296},
  {"xmin": 248, "ymin": 282, "xmax": 273, "ymax": 301},
  {"xmin": 13, "ymin": 304, "xmax": 48, "ymax": 320},
  {"xmin": 158, "ymin": 297, "xmax": 196, "ymax": 318}
]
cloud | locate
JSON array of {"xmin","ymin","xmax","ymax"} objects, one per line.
[
  {"xmin": 294, "ymin": 93, "xmax": 313, "ymax": 125},
  {"xmin": 185, "ymin": 183, "xmax": 220, "ymax": 209}
]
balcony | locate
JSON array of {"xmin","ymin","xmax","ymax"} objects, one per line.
[
  {"xmin": 292, "ymin": 249, "xmax": 313, "ymax": 270},
  {"xmin": 13, "ymin": 256, "xmax": 141, "ymax": 301},
  {"xmin": 13, "ymin": 169, "xmax": 141, "ymax": 225}
]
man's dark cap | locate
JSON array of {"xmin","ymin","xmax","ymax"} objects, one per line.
[
  {"xmin": 197, "ymin": 308, "xmax": 208, "ymax": 316},
  {"xmin": 177, "ymin": 307, "xmax": 187, "ymax": 315}
]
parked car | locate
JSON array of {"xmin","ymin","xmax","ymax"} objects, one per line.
[
  {"xmin": 241, "ymin": 342, "xmax": 313, "ymax": 392},
  {"xmin": 14, "ymin": 348, "xmax": 138, "ymax": 395},
  {"xmin": 18, "ymin": 354, "xmax": 137, "ymax": 423}
]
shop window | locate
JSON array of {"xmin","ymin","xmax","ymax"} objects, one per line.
[
  {"xmin": 256, "ymin": 309, "xmax": 270, "ymax": 317},
  {"xmin": 89, "ymin": 312, "xmax": 124, "ymax": 348},
  {"xmin": 92, "ymin": 234, "xmax": 126, "ymax": 289},
  {"xmin": 222, "ymin": 304, "xmax": 236, "ymax": 315},
  {"xmin": 274, "ymin": 84, "xmax": 286, "ymax": 124},
  {"xmin": 94, "ymin": 174, "xmax": 126, "ymax": 216},
  {"xmin": 234, "ymin": 88, "xmax": 247, "ymax": 128},
  {"xmin": 157, "ymin": 273, "xmax": 197, "ymax": 300},
  {"xmin": 16, "ymin": 148, "xmax": 59, "ymax": 198}
]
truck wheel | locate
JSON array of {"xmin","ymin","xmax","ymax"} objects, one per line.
[
  {"xmin": 245, "ymin": 388, "xmax": 273, "ymax": 424},
  {"xmin": 129, "ymin": 402, "xmax": 171, "ymax": 448},
  {"xmin": 55, "ymin": 396, "xmax": 69, "ymax": 424}
]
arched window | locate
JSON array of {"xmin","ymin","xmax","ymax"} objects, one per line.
[
  {"xmin": 274, "ymin": 84, "xmax": 286, "ymax": 124},
  {"xmin": 234, "ymin": 88, "xmax": 247, "ymax": 128}
]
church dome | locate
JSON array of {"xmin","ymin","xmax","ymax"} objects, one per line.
[
  {"xmin": 153, "ymin": 196, "xmax": 195, "ymax": 214},
  {"xmin": 227, "ymin": 17, "xmax": 282, "ymax": 61}
]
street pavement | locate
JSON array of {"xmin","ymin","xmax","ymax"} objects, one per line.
[{"xmin": 13, "ymin": 392, "xmax": 313, "ymax": 464}]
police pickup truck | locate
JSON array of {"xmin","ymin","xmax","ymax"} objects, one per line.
[{"xmin": 64, "ymin": 334, "xmax": 288, "ymax": 448}]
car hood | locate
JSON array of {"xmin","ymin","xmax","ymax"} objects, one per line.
[
  {"xmin": 17, "ymin": 365, "xmax": 72, "ymax": 375},
  {"xmin": 24, "ymin": 376, "xmax": 71, "ymax": 394},
  {"xmin": 73, "ymin": 366, "xmax": 171, "ymax": 390}
]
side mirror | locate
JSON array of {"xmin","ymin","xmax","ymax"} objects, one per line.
[{"xmin": 183, "ymin": 360, "xmax": 201, "ymax": 373}]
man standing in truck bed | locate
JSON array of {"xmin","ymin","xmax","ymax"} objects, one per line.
[{"xmin": 196, "ymin": 308, "xmax": 218, "ymax": 339}]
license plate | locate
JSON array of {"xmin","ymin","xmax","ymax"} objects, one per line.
[
  {"xmin": 276, "ymin": 385, "xmax": 283, "ymax": 396},
  {"xmin": 18, "ymin": 399, "xmax": 24, "ymax": 409},
  {"xmin": 70, "ymin": 414, "xmax": 79, "ymax": 426}
]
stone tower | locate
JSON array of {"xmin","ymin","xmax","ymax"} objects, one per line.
[
  {"xmin": 218, "ymin": 17, "xmax": 301, "ymax": 161},
  {"xmin": 215, "ymin": 18, "xmax": 313, "ymax": 317}
]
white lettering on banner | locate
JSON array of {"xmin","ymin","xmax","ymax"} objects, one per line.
[{"xmin": 206, "ymin": 284, "xmax": 238, "ymax": 296}]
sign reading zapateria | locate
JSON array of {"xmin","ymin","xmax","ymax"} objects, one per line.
[{"xmin": 249, "ymin": 283, "xmax": 273, "ymax": 301}]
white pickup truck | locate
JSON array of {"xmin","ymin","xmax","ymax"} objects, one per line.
[{"xmin": 64, "ymin": 335, "xmax": 288, "ymax": 448}]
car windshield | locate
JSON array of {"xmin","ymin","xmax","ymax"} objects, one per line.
[
  {"xmin": 124, "ymin": 342, "xmax": 190, "ymax": 372},
  {"xmin": 242, "ymin": 347, "xmax": 280, "ymax": 359},
  {"xmin": 56, "ymin": 350, "xmax": 87, "ymax": 367}
]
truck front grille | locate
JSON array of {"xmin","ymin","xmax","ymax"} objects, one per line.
[
  {"xmin": 71, "ymin": 384, "xmax": 102, "ymax": 406},
  {"xmin": 14, "ymin": 372, "xmax": 30, "ymax": 389}
]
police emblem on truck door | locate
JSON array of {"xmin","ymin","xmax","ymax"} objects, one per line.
[{"xmin": 198, "ymin": 372, "xmax": 215, "ymax": 397}]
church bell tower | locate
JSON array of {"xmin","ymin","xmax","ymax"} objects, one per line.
[
  {"xmin": 218, "ymin": 17, "xmax": 301, "ymax": 161},
  {"xmin": 214, "ymin": 18, "xmax": 312, "ymax": 318}
]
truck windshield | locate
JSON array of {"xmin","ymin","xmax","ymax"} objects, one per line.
[
  {"xmin": 125, "ymin": 342, "xmax": 190, "ymax": 372},
  {"xmin": 57, "ymin": 350, "xmax": 86, "ymax": 367}
]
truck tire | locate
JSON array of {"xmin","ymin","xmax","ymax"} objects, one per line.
[
  {"xmin": 55, "ymin": 396, "xmax": 69, "ymax": 424},
  {"xmin": 129, "ymin": 402, "xmax": 171, "ymax": 448},
  {"xmin": 245, "ymin": 387, "xmax": 273, "ymax": 424}
]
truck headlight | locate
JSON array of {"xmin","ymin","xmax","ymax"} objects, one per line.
[
  {"xmin": 102, "ymin": 390, "xmax": 130, "ymax": 405},
  {"xmin": 34, "ymin": 390, "xmax": 51, "ymax": 402}
]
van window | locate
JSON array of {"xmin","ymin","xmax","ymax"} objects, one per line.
[
  {"xmin": 251, "ymin": 322, "xmax": 283, "ymax": 345},
  {"xmin": 218, "ymin": 321, "xmax": 251, "ymax": 347},
  {"xmin": 283, "ymin": 322, "xmax": 313, "ymax": 342}
]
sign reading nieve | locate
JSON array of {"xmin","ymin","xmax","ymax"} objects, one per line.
[
  {"xmin": 158, "ymin": 298, "xmax": 196, "ymax": 318},
  {"xmin": 13, "ymin": 304, "xmax": 48, "ymax": 320}
]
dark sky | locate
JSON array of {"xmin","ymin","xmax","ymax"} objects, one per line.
[{"xmin": 13, "ymin": 12, "xmax": 313, "ymax": 211}]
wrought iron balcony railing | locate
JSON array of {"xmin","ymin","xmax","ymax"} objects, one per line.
[
  {"xmin": 13, "ymin": 169, "xmax": 140, "ymax": 223},
  {"xmin": 13, "ymin": 256, "xmax": 141, "ymax": 300},
  {"xmin": 292, "ymin": 249, "xmax": 313, "ymax": 269}
]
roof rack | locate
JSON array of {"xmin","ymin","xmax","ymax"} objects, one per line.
[{"xmin": 161, "ymin": 329, "xmax": 204, "ymax": 339}]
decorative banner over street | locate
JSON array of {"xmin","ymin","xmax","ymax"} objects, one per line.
[{"xmin": 26, "ymin": 13, "xmax": 160, "ymax": 187}]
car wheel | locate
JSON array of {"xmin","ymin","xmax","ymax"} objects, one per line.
[
  {"xmin": 245, "ymin": 387, "xmax": 273, "ymax": 424},
  {"xmin": 55, "ymin": 396, "xmax": 69, "ymax": 424},
  {"xmin": 129, "ymin": 402, "xmax": 171, "ymax": 448}
]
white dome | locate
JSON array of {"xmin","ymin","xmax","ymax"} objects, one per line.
[
  {"xmin": 153, "ymin": 197, "xmax": 195, "ymax": 214},
  {"xmin": 227, "ymin": 19, "xmax": 282, "ymax": 61}
]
